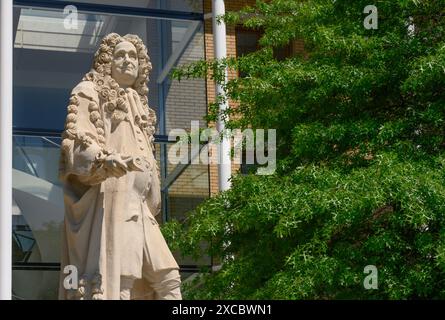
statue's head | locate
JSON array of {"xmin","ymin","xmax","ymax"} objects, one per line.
[
  {"xmin": 84, "ymin": 33, "xmax": 156, "ymax": 141},
  {"xmin": 92, "ymin": 33, "xmax": 152, "ymax": 94}
]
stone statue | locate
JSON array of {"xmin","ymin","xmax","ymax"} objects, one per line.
[{"xmin": 58, "ymin": 33, "xmax": 181, "ymax": 300}]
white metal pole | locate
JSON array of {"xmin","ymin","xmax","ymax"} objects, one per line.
[
  {"xmin": 0, "ymin": 0, "xmax": 13, "ymax": 300},
  {"xmin": 212, "ymin": 0, "xmax": 231, "ymax": 191}
]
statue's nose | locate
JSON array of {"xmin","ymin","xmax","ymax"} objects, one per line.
[{"xmin": 123, "ymin": 54, "xmax": 131, "ymax": 63}]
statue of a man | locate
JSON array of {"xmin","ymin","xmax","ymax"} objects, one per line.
[{"xmin": 58, "ymin": 33, "xmax": 181, "ymax": 300}]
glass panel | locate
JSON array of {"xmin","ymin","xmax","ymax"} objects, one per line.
[
  {"xmin": 167, "ymin": 163, "xmax": 211, "ymax": 267},
  {"xmin": 236, "ymin": 28, "xmax": 261, "ymax": 78},
  {"xmin": 12, "ymin": 214, "xmax": 36, "ymax": 264},
  {"xmin": 12, "ymin": 136, "xmax": 64, "ymax": 300},
  {"xmin": 168, "ymin": 163, "xmax": 209, "ymax": 219},
  {"xmin": 13, "ymin": 135, "xmax": 62, "ymax": 186},
  {"xmin": 52, "ymin": 0, "xmax": 203, "ymax": 13},
  {"xmin": 12, "ymin": 202, "xmax": 60, "ymax": 300},
  {"xmin": 164, "ymin": 22, "xmax": 207, "ymax": 134},
  {"xmin": 14, "ymin": 6, "xmax": 205, "ymax": 132},
  {"xmin": 236, "ymin": 29, "xmax": 261, "ymax": 57},
  {"xmin": 165, "ymin": 141, "xmax": 210, "ymax": 176}
]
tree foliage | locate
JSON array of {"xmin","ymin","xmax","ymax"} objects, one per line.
[{"xmin": 164, "ymin": 0, "xmax": 445, "ymax": 299}]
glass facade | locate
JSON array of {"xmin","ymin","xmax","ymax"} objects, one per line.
[
  {"xmin": 53, "ymin": 0, "xmax": 203, "ymax": 13},
  {"xmin": 12, "ymin": 0, "xmax": 210, "ymax": 299}
]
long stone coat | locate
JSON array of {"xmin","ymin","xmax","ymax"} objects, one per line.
[{"xmin": 58, "ymin": 71, "xmax": 178, "ymax": 300}]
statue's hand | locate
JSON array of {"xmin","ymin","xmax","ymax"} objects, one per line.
[
  {"xmin": 124, "ymin": 156, "xmax": 145, "ymax": 172},
  {"xmin": 103, "ymin": 153, "xmax": 130, "ymax": 178}
]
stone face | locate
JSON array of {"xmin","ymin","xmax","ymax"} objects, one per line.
[{"xmin": 58, "ymin": 33, "xmax": 181, "ymax": 300}]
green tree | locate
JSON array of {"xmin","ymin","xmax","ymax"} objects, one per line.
[{"xmin": 164, "ymin": 0, "xmax": 445, "ymax": 299}]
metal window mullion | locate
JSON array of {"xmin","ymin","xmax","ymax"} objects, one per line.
[{"xmin": 158, "ymin": 2, "xmax": 169, "ymax": 223}]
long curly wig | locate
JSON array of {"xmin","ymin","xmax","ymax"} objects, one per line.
[{"xmin": 84, "ymin": 33, "xmax": 156, "ymax": 138}]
